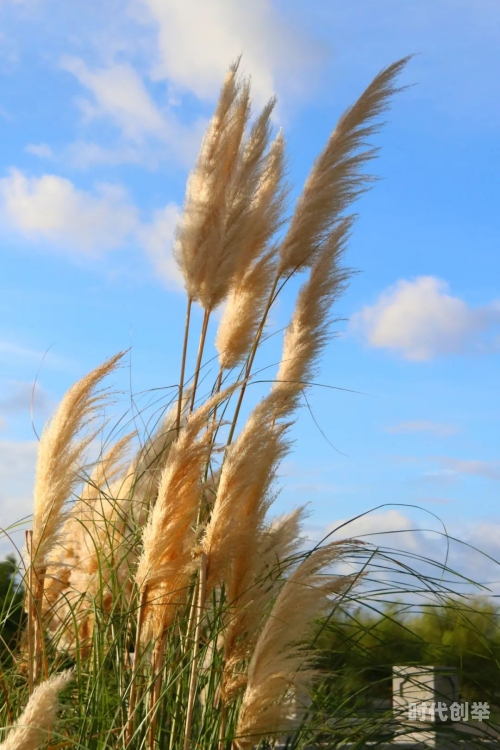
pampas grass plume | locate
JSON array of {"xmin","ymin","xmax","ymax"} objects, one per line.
[
  {"xmin": 272, "ymin": 218, "xmax": 354, "ymax": 420},
  {"xmin": 202, "ymin": 396, "xmax": 288, "ymax": 595},
  {"xmin": 136, "ymin": 387, "xmax": 235, "ymax": 639},
  {"xmin": 234, "ymin": 544, "xmax": 354, "ymax": 748},
  {"xmin": 221, "ymin": 114, "xmax": 287, "ymax": 287},
  {"xmin": 278, "ymin": 57, "xmax": 409, "ymax": 275},
  {"xmin": 175, "ymin": 62, "xmax": 251, "ymax": 310},
  {"xmin": 31, "ymin": 352, "xmax": 124, "ymax": 570},
  {"xmin": 221, "ymin": 508, "xmax": 306, "ymax": 702},
  {"xmin": 216, "ymin": 249, "xmax": 277, "ymax": 370},
  {"xmin": 42, "ymin": 430, "xmax": 135, "ymax": 628},
  {"xmin": 0, "ymin": 670, "xmax": 73, "ymax": 750}
]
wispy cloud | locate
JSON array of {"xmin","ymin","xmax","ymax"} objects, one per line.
[
  {"xmin": 141, "ymin": 0, "xmax": 324, "ymax": 106},
  {"xmin": 326, "ymin": 508, "xmax": 500, "ymax": 593},
  {"xmin": 59, "ymin": 56, "xmax": 206, "ymax": 168},
  {"xmin": 0, "ymin": 168, "xmax": 183, "ymax": 286},
  {"xmin": 136, "ymin": 203, "xmax": 183, "ymax": 289},
  {"xmin": 414, "ymin": 469, "xmax": 460, "ymax": 488},
  {"xmin": 402, "ymin": 455, "xmax": 500, "ymax": 488},
  {"xmin": 350, "ymin": 276, "xmax": 500, "ymax": 361},
  {"xmin": 61, "ymin": 56, "xmax": 167, "ymax": 142},
  {"xmin": 432, "ymin": 457, "xmax": 500, "ymax": 482},
  {"xmin": 386, "ymin": 420, "xmax": 459, "ymax": 437},
  {"xmin": 25, "ymin": 143, "xmax": 54, "ymax": 159},
  {"xmin": 0, "ymin": 168, "xmax": 138, "ymax": 255}
]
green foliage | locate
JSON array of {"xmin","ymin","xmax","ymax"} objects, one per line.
[
  {"xmin": 0, "ymin": 554, "xmax": 25, "ymax": 662},
  {"xmin": 316, "ymin": 598, "xmax": 500, "ymax": 712}
]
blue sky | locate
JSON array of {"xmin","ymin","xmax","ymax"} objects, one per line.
[{"xmin": 1, "ymin": 0, "xmax": 499, "ymax": 587}]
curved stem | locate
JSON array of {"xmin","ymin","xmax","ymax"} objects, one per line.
[
  {"xmin": 226, "ymin": 274, "xmax": 279, "ymax": 445},
  {"xmin": 189, "ymin": 308, "xmax": 211, "ymax": 414},
  {"xmin": 176, "ymin": 297, "xmax": 192, "ymax": 432}
]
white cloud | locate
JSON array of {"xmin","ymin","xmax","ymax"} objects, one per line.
[
  {"xmin": 0, "ymin": 168, "xmax": 138, "ymax": 254},
  {"xmin": 25, "ymin": 143, "xmax": 54, "ymax": 159},
  {"xmin": 140, "ymin": 0, "xmax": 322, "ymax": 105},
  {"xmin": 386, "ymin": 420, "xmax": 459, "ymax": 437},
  {"xmin": 350, "ymin": 276, "xmax": 500, "ymax": 360},
  {"xmin": 61, "ymin": 56, "xmax": 167, "ymax": 142},
  {"xmin": 329, "ymin": 509, "xmax": 422, "ymax": 551},
  {"xmin": 327, "ymin": 508, "xmax": 500, "ymax": 595},
  {"xmin": 0, "ymin": 168, "xmax": 183, "ymax": 286},
  {"xmin": 432, "ymin": 457, "xmax": 500, "ymax": 482},
  {"xmin": 59, "ymin": 58, "xmax": 207, "ymax": 167},
  {"xmin": 137, "ymin": 203, "xmax": 183, "ymax": 289}
]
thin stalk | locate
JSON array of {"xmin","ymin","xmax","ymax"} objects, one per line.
[
  {"xmin": 25, "ymin": 530, "xmax": 34, "ymax": 695},
  {"xmin": 125, "ymin": 589, "xmax": 147, "ymax": 746},
  {"xmin": 150, "ymin": 536, "xmax": 203, "ymax": 748},
  {"xmin": 32, "ymin": 564, "xmax": 46, "ymax": 685},
  {"xmin": 189, "ymin": 308, "xmax": 211, "ymax": 414},
  {"xmin": 166, "ymin": 562, "xmax": 204, "ymax": 750},
  {"xmin": 212, "ymin": 368, "xmax": 224, "ymax": 428},
  {"xmin": 183, "ymin": 551, "xmax": 208, "ymax": 750},
  {"xmin": 176, "ymin": 297, "xmax": 193, "ymax": 432},
  {"xmin": 147, "ymin": 628, "xmax": 167, "ymax": 750},
  {"xmin": 226, "ymin": 274, "xmax": 279, "ymax": 445},
  {"xmin": 219, "ymin": 704, "xmax": 227, "ymax": 749},
  {"xmin": 167, "ymin": 672, "xmax": 182, "ymax": 750}
]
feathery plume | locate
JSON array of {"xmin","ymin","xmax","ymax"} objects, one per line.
[
  {"xmin": 0, "ymin": 670, "xmax": 73, "ymax": 750},
  {"xmin": 234, "ymin": 544, "xmax": 355, "ymax": 748},
  {"xmin": 236, "ymin": 128, "xmax": 288, "ymax": 277},
  {"xmin": 202, "ymin": 396, "xmax": 287, "ymax": 596},
  {"xmin": 216, "ymin": 250, "xmax": 277, "ymax": 370},
  {"xmin": 201, "ymin": 395, "xmax": 291, "ymax": 711},
  {"xmin": 278, "ymin": 57, "xmax": 409, "ymax": 275},
  {"xmin": 30, "ymin": 352, "xmax": 124, "ymax": 571},
  {"xmin": 221, "ymin": 508, "xmax": 306, "ymax": 702},
  {"xmin": 271, "ymin": 218, "xmax": 354, "ymax": 421},
  {"xmin": 136, "ymin": 387, "xmax": 234, "ymax": 641},
  {"xmin": 42, "ymin": 394, "xmax": 191, "ymax": 648},
  {"xmin": 82, "ymin": 431, "xmax": 136, "ymax": 501},
  {"xmin": 174, "ymin": 62, "xmax": 251, "ymax": 310},
  {"xmin": 130, "ymin": 406, "xmax": 183, "ymax": 510},
  {"xmin": 42, "ymin": 431, "xmax": 135, "ymax": 633},
  {"xmin": 222, "ymin": 98, "xmax": 276, "ymax": 257},
  {"xmin": 221, "ymin": 116, "xmax": 288, "ymax": 290}
]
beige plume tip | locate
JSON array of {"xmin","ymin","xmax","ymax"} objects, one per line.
[
  {"xmin": 0, "ymin": 670, "xmax": 73, "ymax": 750},
  {"xmin": 30, "ymin": 351, "xmax": 125, "ymax": 569}
]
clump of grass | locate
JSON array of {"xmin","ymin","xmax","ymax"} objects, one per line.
[{"xmin": 1, "ymin": 57, "xmax": 414, "ymax": 749}]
